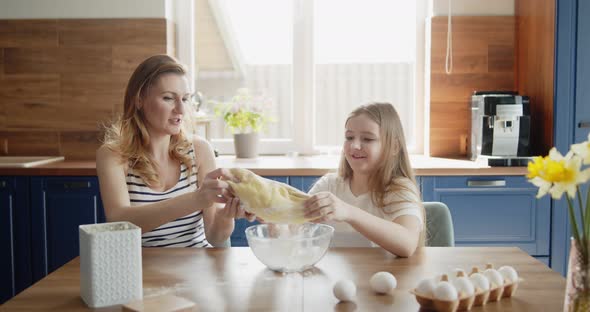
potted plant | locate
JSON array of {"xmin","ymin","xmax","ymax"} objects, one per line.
[
  {"xmin": 527, "ymin": 133, "xmax": 590, "ymax": 311},
  {"xmin": 214, "ymin": 88, "xmax": 274, "ymax": 158}
]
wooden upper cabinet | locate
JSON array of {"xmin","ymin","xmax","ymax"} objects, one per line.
[{"xmin": 516, "ymin": 0, "xmax": 556, "ymax": 156}]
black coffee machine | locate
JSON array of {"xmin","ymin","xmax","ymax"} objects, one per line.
[{"xmin": 470, "ymin": 91, "xmax": 532, "ymax": 166}]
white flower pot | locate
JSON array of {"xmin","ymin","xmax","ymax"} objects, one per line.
[
  {"xmin": 79, "ymin": 222, "xmax": 142, "ymax": 308},
  {"xmin": 234, "ymin": 132, "xmax": 259, "ymax": 158}
]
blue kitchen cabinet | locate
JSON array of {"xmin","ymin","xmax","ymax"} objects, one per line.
[
  {"xmin": 552, "ymin": 0, "xmax": 590, "ymax": 275},
  {"xmin": 421, "ymin": 176, "xmax": 551, "ymax": 258},
  {"xmin": 231, "ymin": 176, "xmax": 289, "ymax": 246},
  {"xmin": 574, "ymin": 0, "xmax": 590, "ymax": 144},
  {"xmin": 0, "ymin": 177, "xmax": 31, "ymax": 304},
  {"xmin": 30, "ymin": 177, "xmax": 105, "ymax": 282}
]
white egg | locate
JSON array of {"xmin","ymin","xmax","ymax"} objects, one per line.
[
  {"xmin": 452, "ymin": 268, "xmax": 467, "ymax": 277},
  {"xmin": 416, "ymin": 278, "xmax": 437, "ymax": 297},
  {"xmin": 483, "ymin": 268, "xmax": 504, "ymax": 288},
  {"xmin": 369, "ymin": 272, "xmax": 397, "ymax": 294},
  {"xmin": 333, "ymin": 280, "xmax": 356, "ymax": 302},
  {"xmin": 434, "ymin": 281, "xmax": 458, "ymax": 301},
  {"xmin": 469, "ymin": 273, "xmax": 490, "ymax": 291},
  {"xmin": 498, "ymin": 266, "xmax": 519, "ymax": 283},
  {"xmin": 453, "ymin": 276, "xmax": 475, "ymax": 297}
]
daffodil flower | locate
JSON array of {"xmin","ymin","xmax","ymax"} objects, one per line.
[
  {"xmin": 529, "ymin": 136, "xmax": 590, "ymax": 265},
  {"xmin": 544, "ymin": 148, "xmax": 588, "ymax": 199},
  {"xmin": 572, "ymin": 133, "xmax": 590, "ymax": 165},
  {"xmin": 526, "ymin": 156, "xmax": 545, "ymax": 180}
]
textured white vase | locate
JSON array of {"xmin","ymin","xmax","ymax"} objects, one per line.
[
  {"xmin": 79, "ymin": 222, "xmax": 142, "ymax": 308},
  {"xmin": 234, "ymin": 132, "xmax": 259, "ymax": 158}
]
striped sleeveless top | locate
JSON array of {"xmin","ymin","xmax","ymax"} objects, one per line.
[{"xmin": 126, "ymin": 148, "xmax": 212, "ymax": 248}]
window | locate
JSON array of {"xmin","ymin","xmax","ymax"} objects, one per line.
[{"xmin": 195, "ymin": 0, "xmax": 426, "ymax": 155}]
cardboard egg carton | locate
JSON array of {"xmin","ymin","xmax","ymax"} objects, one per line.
[{"xmin": 410, "ymin": 264, "xmax": 523, "ymax": 312}]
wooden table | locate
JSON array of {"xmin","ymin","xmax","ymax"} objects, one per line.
[{"xmin": 1, "ymin": 247, "xmax": 565, "ymax": 311}]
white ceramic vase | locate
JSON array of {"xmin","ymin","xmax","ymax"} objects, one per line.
[
  {"xmin": 79, "ymin": 222, "xmax": 142, "ymax": 308},
  {"xmin": 234, "ymin": 132, "xmax": 259, "ymax": 158}
]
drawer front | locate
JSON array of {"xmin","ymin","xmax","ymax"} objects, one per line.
[{"xmin": 436, "ymin": 190, "xmax": 550, "ymax": 256}]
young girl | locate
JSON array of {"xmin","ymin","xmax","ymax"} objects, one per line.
[
  {"xmin": 303, "ymin": 103, "xmax": 424, "ymax": 257},
  {"xmin": 97, "ymin": 55, "xmax": 252, "ymax": 248}
]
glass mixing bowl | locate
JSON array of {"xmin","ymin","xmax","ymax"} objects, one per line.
[{"xmin": 245, "ymin": 223, "xmax": 334, "ymax": 273}]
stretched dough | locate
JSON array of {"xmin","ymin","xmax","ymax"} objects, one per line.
[{"xmin": 227, "ymin": 168, "xmax": 315, "ymax": 224}]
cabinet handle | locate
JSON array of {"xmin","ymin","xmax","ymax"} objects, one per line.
[
  {"xmin": 467, "ymin": 180, "xmax": 506, "ymax": 187},
  {"xmin": 62, "ymin": 181, "xmax": 91, "ymax": 189},
  {"xmin": 579, "ymin": 121, "xmax": 590, "ymax": 128}
]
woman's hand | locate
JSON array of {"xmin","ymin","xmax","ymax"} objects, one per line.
[
  {"xmin": 195, "ymin": 168, "xmax": 237, "ymax": 207},
  {"xmin": 218, "ymin": 197, "xmax": 256, "ymax": 222},
  {"xmin": 303, "ymin": 192, "xmax": 353, "ymax": 223}
]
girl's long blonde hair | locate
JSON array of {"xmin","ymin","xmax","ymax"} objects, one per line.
[
  {"xmin": 338, "ymin": 102, "xmax": 426, "ymax": 244},
  {"xmin": 102, "ymin": 55, "xmax": 193, "ymax": 187}
]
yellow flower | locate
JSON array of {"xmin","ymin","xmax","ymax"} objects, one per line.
[
  {"xmin": 527, "ymin": 156, "xmax": 546, "ymax": 179},
  {"xmin": 572, "ymin": 133, "xmax": 590, "ymax": 165},
  {"xmin": 543, "ymin": 148, "xmax": 590, "ymax": 199}
]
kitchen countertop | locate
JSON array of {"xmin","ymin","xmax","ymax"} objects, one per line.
[{"xmin": 0, "ymin": 155, "xmax": 529, "ymax": 176}]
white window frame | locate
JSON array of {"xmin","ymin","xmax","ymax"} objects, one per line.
[{"xmin": 193, "ymin": 0, "xmax": 428, "ymax": 155}]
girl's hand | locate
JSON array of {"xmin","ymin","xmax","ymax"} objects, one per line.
[
  {"xmin": 195, "ymin": 168, "xmax": 237, "ymax": 207},
  {"xmin": 303, "ymin": 192, "xmax": 352, "ymax": 223},
  {"xmin": 218, "ymin": 197, "xmax": 256, "ymax": 222}
]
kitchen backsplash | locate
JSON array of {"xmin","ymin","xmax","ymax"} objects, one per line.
[
  {"xmin": 0, "ymin": 16, "xmax": 518, "ymax": 159},
  {"xmin": 0, "ymin": 18, "xmax": 174, "ymax": 159},
  {"xmin": 429, "ymin": 16, "xmax": 516, "ymax": 157}
]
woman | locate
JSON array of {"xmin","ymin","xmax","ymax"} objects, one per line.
[{"xmin": 97, "ymin": 55, "xmax": 252, "ymax": 247}]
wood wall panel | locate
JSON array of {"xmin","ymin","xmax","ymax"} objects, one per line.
[
  {"xmin": 430, "ymin": 16, "xmax": 516, "ymax": 157},
  {"xmin": 59, "ymin": 47, "xmax": 112, "ymax": 73},
  {"xmin": 0, "ymin": 19, "xmax": 172, "ymax": 159},
  {"xmin": 60, "ymin": 73, "xmax": 127, "ymax": 129},
  {"xmin": 0, "ymin": 20, "xmax": 58, "ymax": 47},
  {"xmin": 0, "ymin": 75, "xmax": 61, "ymax": 129},
  {"xmin": 112, "ymin": 44, "xmax": 167, "ymax": 73},
  {"xmin": 4, "ymin": 48, "xmax": 60, "ymax": 74},
  {"xmin": 60, "ymin": 131, "xmax": 101, "ymax": 160},
  {"xmin": 516, "ymin": 0, "xmax": 555, "ymax": 156},
  {"xmin": 58, "ymin": 19, "xmax": 167, "ymax": 46},
  {"xmin": 4, "ymin": 47, "xmax": 112, "ymax": 74},
  {"xmin": 0, "ymin": 131, "xmax": 60, "ymax": 156},
  {"xmin": 0, "ymin": 49, "xmax": 4, "ymax": 127}
]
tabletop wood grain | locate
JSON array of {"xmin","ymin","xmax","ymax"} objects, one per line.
[{"xmin": 1, "ymin": 247, "xmax": 565, "ymax": 311}]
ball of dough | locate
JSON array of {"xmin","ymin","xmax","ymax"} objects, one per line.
[
  {"xmin": 333, "ymin": 280, "xmax": 356, "ymax": 302},
  {"xmin": 369, "ymin": 272, "xmax": 397, "ymax": 294}
]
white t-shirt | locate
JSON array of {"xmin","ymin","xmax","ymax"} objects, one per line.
[{"xmin": 309, "ymin": 173, "xmax": 423, "ymax": 247}]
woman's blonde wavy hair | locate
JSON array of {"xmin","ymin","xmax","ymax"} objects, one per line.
[
  {"xmin": 102, "ymin": 55, "xmax": 193, "ymax": 187},
  {"xmin": 338, "ymin": 102, "xmax": 426, "ymax": 244}
]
